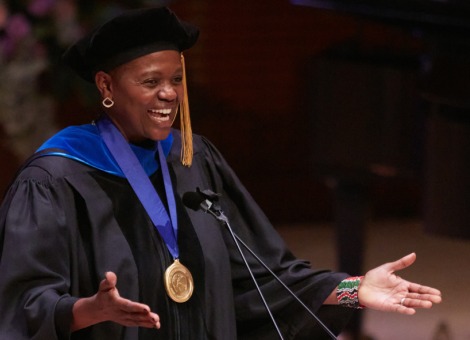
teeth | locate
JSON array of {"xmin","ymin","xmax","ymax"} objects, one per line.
[
  {"xmin": 149, "ymin": 109, "xmax": 171, "ymax": 115},
  {"xmin": 153, "ymin": 115, "xmax": 170, "ymax": 122}
]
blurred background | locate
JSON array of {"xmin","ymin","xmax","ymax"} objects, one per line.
[{"xmin": 1, "ymin": 0, "xmax": 469, "ymax": 339}]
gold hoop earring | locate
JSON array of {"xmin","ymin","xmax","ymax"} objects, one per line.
[{"xmin": 102, "ymin": 97, "xmax": 114, "ymax": 108}]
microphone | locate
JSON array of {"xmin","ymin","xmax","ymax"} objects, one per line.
[
  {"xmin": 182, "ymin": 189, "xmax": 338, "ymax": 340},
  {"xmin": 182, "ymin": 190, "xmax": 214, "ymax": 213}
]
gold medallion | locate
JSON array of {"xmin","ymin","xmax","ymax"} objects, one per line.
[{"xmin": 164, "ymin": 259, "xmax": 194, "ymax": 303}]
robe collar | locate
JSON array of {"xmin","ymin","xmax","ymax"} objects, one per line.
[{"xmin": 36, "ymin": 121, "xmax": 173, "ymax": 177}]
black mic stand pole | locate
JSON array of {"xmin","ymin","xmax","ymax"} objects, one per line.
[
  {"xmin": 205, "ymin": 208, "xmax": 285, "ymax": 340},
  {"xmin": 204, "ymin": 206, "xmax": 338, "ymax": 340}
]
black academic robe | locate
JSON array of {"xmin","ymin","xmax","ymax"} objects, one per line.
[{"xmin": 0, "ymin": 129, "xmax": 353, "ymax": 340}]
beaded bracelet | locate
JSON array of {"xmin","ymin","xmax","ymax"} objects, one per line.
[{"xmin": 336, "ymin": 276, "xmax": 365, "ymax": 309}]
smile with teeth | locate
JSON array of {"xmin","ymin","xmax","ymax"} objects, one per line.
[
  {"xmin": 148, "ymin": 108, "xmax": 172, "ymax": 122},
  {"xmin": 149, "ymin": 108, "xmax": 171, "ymax": 115}
]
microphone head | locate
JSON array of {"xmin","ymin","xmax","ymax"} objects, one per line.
[{"xmin": 182, "ymin": 191, "xmax": 205, "ymax": 211}]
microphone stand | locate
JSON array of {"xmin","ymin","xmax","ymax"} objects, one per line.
[
  {"xmin": 202, "ymin": 202, "xmax": 338, "ymax": 340},
  {"xmin": 204, "ymin": 204, "xmax": 285, "ymax": 339}
]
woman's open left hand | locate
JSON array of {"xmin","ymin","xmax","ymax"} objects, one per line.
[{"xmin": 358, "ymin": 253, "xmax": 442, "ymax": 314}]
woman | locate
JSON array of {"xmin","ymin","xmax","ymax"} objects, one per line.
[{"xmin": 0, "ymin": 6, "xmax": 441, "ymax": 340}]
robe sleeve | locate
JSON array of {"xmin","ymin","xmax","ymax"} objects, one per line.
[
  {"xmin": 0, "ymin": 168, "xmax": 77, "ymax": 340},
  {"xmin": 194, "ymin": 135, "xmax": 354, "ymax": 339}
]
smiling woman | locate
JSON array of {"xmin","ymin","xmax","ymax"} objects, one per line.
[
  {"xmin": 95, "ymin": 50, "xmax": 184, "ymax": 143},
  {"xmin": 0, "ymin": 6, "xmax": 441, "ymax": 340},
  {"xmin": 61, "ymin": 6, "xmax": 197, "ymax": 166}
]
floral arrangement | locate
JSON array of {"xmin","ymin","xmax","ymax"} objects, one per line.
[{"xmin": 0, "ymin": 0, "xmax": 170, "ymax": 161}]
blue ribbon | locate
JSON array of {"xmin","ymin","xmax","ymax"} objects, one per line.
[{"xmin": 97, "ymin": 116, "xmax": 179, "ymax": 259}]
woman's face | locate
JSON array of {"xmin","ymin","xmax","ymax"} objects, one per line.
[{"xmin": 98, "ymin": 50, "xmax": 183, "ymax": 143}]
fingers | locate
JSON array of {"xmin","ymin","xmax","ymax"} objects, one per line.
[
  {"xmin": 114, "ymin": 296, "xmax": 160, "ymax": 328},
  {"xmin": 395, "ymin": 304, "xmax": 417, "ymax": 315},
  {"xmin": 99, "ymin": 271, "xmax": 118, "ymax": 292},
  {"xmin": 119, "ymin": 299, "xmax": 152, "ymax": 314},
  {"xmin": 102, "ymin": 295, "xmax": 161, "ymax": 328},
  {"xmin": 105, "ymin": 271, "xmax": 117, "ymax": 284},
  {"xmin": 385, "ymin": 252, "xmax": 417, "ymax": 273},
  {"xmin": 393, "ymin": 296, "xmax": 429, "ymax": 315},
  {"xmin": 410, "ymin": 292, "xmax": 442, "ymax": 305},
  {"xmin": 408, "ymin": 283, "xmax": 442, "ymax": 302},
  {"xmin": 406, "ymin": 292, "xmax": 442, "ymax": 304},
  {"xmin": 120, "ymin": 310, "xmax": 161, "ymax": 329},
  {"xmin": 396, "ymin": 285, "xmax": 443, "ymax": 315},
  {"xmin": 150, "ymin": 312, "xmax": 161, "ymax": 329},
  {"xmin": 401, "ymin": 297, "xmax": 432, "ymax": 308}
]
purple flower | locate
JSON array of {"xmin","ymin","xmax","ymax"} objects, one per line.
[
  {"xmin": 28, "ymin": 0, "xmax": 57, "ymax": 17},
  {"xmin": 1, "ymin": 14, "xmax": 32, "ymax": 59},
  {"xmin": 6, "ymin": 14, "xmax": 31, "ymax": 40}
]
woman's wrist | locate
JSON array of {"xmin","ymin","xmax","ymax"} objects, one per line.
[{"xmin": 336, "ymin": 276, "xmax": 365, "ymax": 309}]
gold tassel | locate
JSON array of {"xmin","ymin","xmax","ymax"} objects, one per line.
[{"xmin": 180, "ymin": 53, "xmax": 193, "ymax": 167}]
